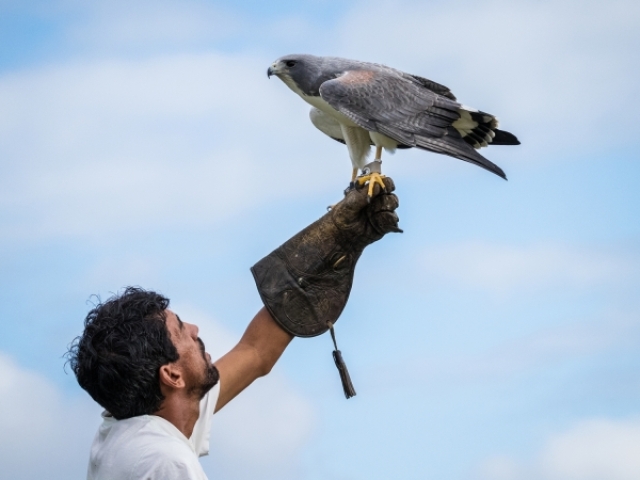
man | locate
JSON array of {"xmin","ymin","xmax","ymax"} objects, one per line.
[{"xmin": 67, "ymin": 179, "xmax": 400, "ymax": 479}]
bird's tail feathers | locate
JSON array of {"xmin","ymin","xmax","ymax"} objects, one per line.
[
  {"xmin": 414, "ymin": 132, "xmax": 507, "ymax": 180},
  {"xmin": 453, "ymin": 108, "xmax": 519, "ymax": 149},
  {"xmin": 491, "ymin": 129, "xmax": 520, "ymax": 145}
]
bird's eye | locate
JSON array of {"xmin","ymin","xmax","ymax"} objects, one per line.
[{"xmin": 286, "ymin": 60, "xmax": 296, "ymax": 68}]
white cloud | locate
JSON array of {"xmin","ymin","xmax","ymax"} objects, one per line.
[
  {"xmin": 477, "ymin": 455, "xmax": 522, "ymax": 480},
  {"xmin": 335, "ymin": 0, "xmax": 640, "ymax": 157},
  {"xmin": 540, "ymin": 418, "xmax": 640, "ymax": 480},
  {"xmin": 0, "ymin": 353, "xmax": 102, "ymax": 480},
  {"xmin": 477, "ymin": 417, "xmax": 640, "ymax": 480},
  {"xmin": 460, "ymin": 311, "xmax": 639, "ymax": 377},
  {"xmin": 367, "ymin": 307, "xmax": 640, "ymax": 391},
  {"xmin": 67, "ymin": 0, "xmax": 241, "ymax": 49},
  {"xmin": 205, "ymin": 374, "xmax": 315, "ymax": 480},
  {"xmin": 0, "ymin": 52, "xmax": 348, "ymax": 241},
  {"xmin": 421, "ymin": 242, "xmax": 637, "ymax": 294}
]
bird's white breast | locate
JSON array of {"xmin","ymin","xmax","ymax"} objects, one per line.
[
  {"xmin": 280, "ymin": 76, "xmax": 360, "ymax": 128},
  {"xmin": 280, "ymin": 74, "xmax": 399, "ymax": 157}
]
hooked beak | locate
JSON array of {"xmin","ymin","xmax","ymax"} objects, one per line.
[{"xmin": 267, "ymin": 63, "xmax": 278, "ymax": 78}]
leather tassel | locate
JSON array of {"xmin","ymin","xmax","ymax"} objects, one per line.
[{"xmin": 328, "ymin": 323, "xmax": 356, "ymax": 399}]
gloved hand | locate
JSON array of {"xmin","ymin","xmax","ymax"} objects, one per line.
[{"xmin": 251, "ymin": 177, "xmax": 401, "ymax": 338}]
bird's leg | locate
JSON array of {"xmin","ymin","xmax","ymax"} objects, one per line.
[
  {"xmin": 356, "ymin": 147, "xmax": 387, "ymax": 198},
  {"xmin": 341, "ymin": 168, "xmax": 359, "ymax": 197},
  {"xmin": 334, "ymin": 168, "xmax": 361, "ymax": 209}
]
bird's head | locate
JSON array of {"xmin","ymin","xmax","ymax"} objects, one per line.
[
  {"xmin": 267, "ymin": 55, "xmax": 309, "ymax": 79},
  {"xmin": 267, "ymin": 54, "xmax": 328, "ymax": 96}
]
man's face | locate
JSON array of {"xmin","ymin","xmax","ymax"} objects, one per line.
[{"xmin": 164, "ymin": 309, "xmax": 218, "ymax": 399}]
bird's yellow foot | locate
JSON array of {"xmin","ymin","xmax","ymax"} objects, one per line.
[{"xmin": 356, "ymin": 172, "xmax": 387, "ymax": 198}]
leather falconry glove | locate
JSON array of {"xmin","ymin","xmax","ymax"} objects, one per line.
[{"xmin": 251, "ymin": 177, "xmax": 401, "ymax": 398}]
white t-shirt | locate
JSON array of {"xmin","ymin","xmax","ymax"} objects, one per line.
[{"xmin": 87, "ymin": 383, "xmax": 220, "ymax": 480}]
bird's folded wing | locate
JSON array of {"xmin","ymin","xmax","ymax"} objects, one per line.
[
  {"xmin": 319, "ymin": 69, "xmax": 507, "ymax": 179},
  {"xmin": 405, "ymin": 73, "xmax": 457, "ymax": 101},
  {"xmin": 318, "ymin": 69, "xmax": 461, "ymax": 147}
]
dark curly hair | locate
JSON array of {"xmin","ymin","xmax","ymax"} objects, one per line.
[{"xmin": 66, "ymin": 287, "xmax": 179, "ymax": 419}]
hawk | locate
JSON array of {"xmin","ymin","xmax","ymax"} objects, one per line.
[{"xmin": 267, "ymin": 54, "xmax": 520, "ymax": 195}]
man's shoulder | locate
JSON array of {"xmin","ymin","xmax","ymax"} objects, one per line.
[
  {"xmin": 97, "ymin": 414, "xmax": 193, "ymax": 456},
  {"xmin": 89, "ymin": 415, "xmax": 204, "ymax": 480}
]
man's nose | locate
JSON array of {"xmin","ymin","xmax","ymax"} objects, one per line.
[{"xmin": 188, "ymin": 323, "xmax": 199, "ymax": 338}]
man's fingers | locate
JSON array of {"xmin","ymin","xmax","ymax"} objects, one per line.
[
  {"xmin": 341, "ymin": 178, "xmax": 379, "ymax": 212},
  {"xmin": 333, "ymin": 177, "xmax": 399, "ymax": 231},
  {"xmin": 381, "ymin": 177, "xmax": 395, "ymax": 193},
  {"xmin": 369, "ymin": 192, "xmax": 399, "ymax": 212},
  {"xmin": 371, "ymin": 211, "xmax": 402, "ymax": 234}
]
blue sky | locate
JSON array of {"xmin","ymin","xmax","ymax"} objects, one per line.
[{"xmin": 1, "ymin": 0, "xmax": 639, "ymax": 479}]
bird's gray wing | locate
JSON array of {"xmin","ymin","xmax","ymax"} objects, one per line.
[
  {"xmin": 405, "ymin": 74, "xmax": 457, "ymax": 100},
  {"xmin": 318, "ymin": 69, "xmax": 506, "ymax": 179}
]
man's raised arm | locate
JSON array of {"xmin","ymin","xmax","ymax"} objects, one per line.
[
  {"xmin": 213, "ymin": 178, "xmax": 400, "ymax": 409},
  {"xmin": 214, "ymin": 307, "xmax": 292, "ymax": 411}
]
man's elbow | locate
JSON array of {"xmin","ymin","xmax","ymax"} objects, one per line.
[{"xmin": 255, "ymin": 350, "xmax": 277, "ymax": 378}]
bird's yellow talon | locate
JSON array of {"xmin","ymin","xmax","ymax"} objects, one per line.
[{"xmin": 356, "ymin": 172, "xmax": 386, "ymax": 197}]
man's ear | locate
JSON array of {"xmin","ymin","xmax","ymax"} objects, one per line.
[{"xmin": 159, "ymin": 363, "xmax": 185, "ymax": 390}]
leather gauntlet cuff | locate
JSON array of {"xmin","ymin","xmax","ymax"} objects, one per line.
[{"xmin": 251, "ymin": 214, "xmax": 363, "ymax": 337}]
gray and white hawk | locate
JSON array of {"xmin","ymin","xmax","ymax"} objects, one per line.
[{"xmin": 267, "ymin": 54, "xmax": 520, "ymax": 194}]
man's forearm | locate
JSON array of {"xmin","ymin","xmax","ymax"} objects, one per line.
[
  {"xmin": 214, "ymin": 307, "xmax": 293, "ymax": 411},
  {"xmin": 237, "ymin": 306, "xmax": 294, "ymax": 375}
]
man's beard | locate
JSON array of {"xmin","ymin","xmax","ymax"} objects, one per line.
[{"xmin": 189, "ymin": 337, "xmax": 220, "ymax": 400}]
